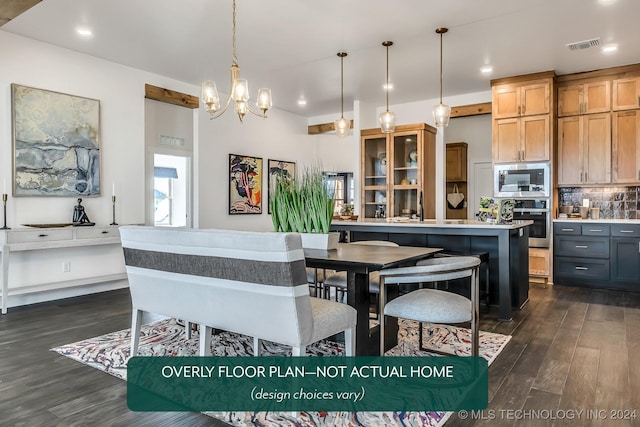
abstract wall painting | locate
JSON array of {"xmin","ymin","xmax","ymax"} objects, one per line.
[
  {"xmin": 11, "ymin": 84, "xmax": 101, "ymax": 196},
  {"xmin": 267, "ymin": 159, "xmax": 296, "ymax": 214},
  {"xmin": 229, "ymin": 154, "xmax": 263, "ymax": 214}
]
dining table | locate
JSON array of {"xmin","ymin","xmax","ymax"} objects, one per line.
[{"xmin": 304, "ymin": 243, "xmax": 442, "ymax": 356}]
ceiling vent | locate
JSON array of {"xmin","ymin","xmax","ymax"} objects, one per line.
[{"xmin": 566, "ymin": 38, "xmax": 600, "ymax": 51}]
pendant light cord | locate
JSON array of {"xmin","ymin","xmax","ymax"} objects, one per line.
[
  {"xmin": 439, "ymin": 31, "xmax": 443, "ymax": 103},
  {"xmin": 385, "ymin": 44, "xmax": 390, "ymax": 112},
  {"xmin": 232, "ymin": 0, "xmax": 238, "ymax": 66},
  {"xmin": 341, "ymin": 55, "xmax": 345, "ymax": 117}
]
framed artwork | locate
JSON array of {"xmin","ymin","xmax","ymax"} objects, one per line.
[
  {"xmin": 229, "ymin": 154, "xmax": 263, "ymax": 214},
  {"xmin": 267, "ymin": 159, "xmax": 296, "ymax": 214},
  {"xmin": 11, "ymin": 84, "xmax": 101, "ymax": 196}
]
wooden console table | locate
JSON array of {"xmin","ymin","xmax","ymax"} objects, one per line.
[{"xmin": 0, "ymin": 225, "xmax": 126, "ymax": 314}]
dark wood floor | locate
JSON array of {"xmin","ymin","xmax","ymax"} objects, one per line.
[{"xmin": 1, "ymin": 283, "xmax": 639, "ymax": 426}]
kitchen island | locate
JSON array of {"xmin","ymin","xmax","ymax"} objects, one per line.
[{"xmin": 331, "ymin": 218, "xmax": 532, "ymax": 321}]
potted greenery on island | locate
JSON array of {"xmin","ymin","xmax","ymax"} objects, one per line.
[{"xmin": 269, "ymin": 167, "xmax": 338, "ymax": 250}]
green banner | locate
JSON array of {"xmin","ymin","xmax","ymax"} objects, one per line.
[{"xmin": 128, "ymin": 356, "xmax": 488, "ymax": 412}]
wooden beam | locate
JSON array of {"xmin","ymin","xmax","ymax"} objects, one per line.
[
  {"xmin": 308, "ymin": 102, "xmax": 491, "ymax": 135},
  {"xmin": 450, "ymin": 102, "xmax": 492, "ymax": 118},
  {"xmin": 144, "ymin": 84, "xmax": 199, "ymax": 109},
  {"xmin": 0, "ymin": 0, "xmax": 42, "ymax": 26},
  {"xmin": 307, "ymin": 120, "xmax": 354, "ymax": 135}
]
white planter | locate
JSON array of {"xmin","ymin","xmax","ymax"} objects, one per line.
[{"xmin": 299, "ymin": 232, "xmax": 339, "ymax": 250}]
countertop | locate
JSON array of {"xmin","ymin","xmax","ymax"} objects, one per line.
[
  {"xmin": 553, "ymin": 218, "xmax": 640, "ymax": 224},
  {"xmin": 332, "ymin": 218, "xmax": 533, "ymax": 229}
]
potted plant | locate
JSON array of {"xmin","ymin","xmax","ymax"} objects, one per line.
[{"xmin": 270, "ymin": 167, "xmax": 338, "ymax": 250}]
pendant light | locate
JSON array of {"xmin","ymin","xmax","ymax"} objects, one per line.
[
  {"xmin": 379, "ymin": 41, "xmax": 396, "ymax": 133},
  {"xmin": 334, "ymin": 52, "xmax": 350, "ymax": 138},
  {"xmin": 433, "ymin": 27, "xmax": 451, "ymax": 127},
  {"xmin": 200, "ymin": 0, "xmax": 272, "ymax": 122}
]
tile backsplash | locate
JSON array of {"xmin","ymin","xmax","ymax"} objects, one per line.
[{"xmin": 558, "ymin": 187, "xmax": 640, "ymax": 219}]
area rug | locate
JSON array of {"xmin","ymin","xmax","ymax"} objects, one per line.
[{"xmin": 52, "ymin": 318, "xmax": 511, "ymax": 427}]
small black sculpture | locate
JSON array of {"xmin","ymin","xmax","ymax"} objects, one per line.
[{"xmin": 73, "ymin": 198, "xmax": 95, "ymax": 226}]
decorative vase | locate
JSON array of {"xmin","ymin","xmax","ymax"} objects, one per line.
[{"xmin": 299, "ymin": 232, "xmax": 339, "ymax": 250}]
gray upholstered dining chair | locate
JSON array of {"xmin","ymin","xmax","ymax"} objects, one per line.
[
  {"xmin": 378, "ymin": 256, "xmax": 481, "ymax": 356},
  {"xmin": 322, "ymin": 240, "xmax": 399, "ymax": 309}
]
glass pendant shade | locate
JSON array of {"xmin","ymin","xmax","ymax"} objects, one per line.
[
  {"xmin": 201, "ymin": 80, "xmax": 221, "ymax": 113},
  {"xmin": 379, "ymin": 110, "xmax": 396, "ymax": 133},
  {"xmin": 233, "ymin": 79, "xmax": 250, "ymax": 102},
  {"xmin": 257, "ymin": 88, "xmax": 272, "ymax": 113},
  {"xmin": 433, "ymin": 103, "xmax": 451, "ymax": 127},
  {"xmin": 335, "ymin": 117, "xmax": 350, "ymax": 138}
]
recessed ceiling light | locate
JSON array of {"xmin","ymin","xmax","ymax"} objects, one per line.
[
  {"xmin": 602, "ymin": 44, "xmax": 618, "ymax": 53},
  {"xmin": 383, "ymin": 83, "xmax": 394, "ymax": 90},
  {"xmin": 598, "ymin": 0, "xmax": 617, "ymax": 5},
  {"xmin": 76, "ymin": 27, "xmax": 93, "ymax": 37},
  {"xmin": 297, "ymin": 99, "xmax": 307, "ymax": 106},
  {"xmin": 480, "ymin": 66, "xmax": 493, "ymax": 74}
]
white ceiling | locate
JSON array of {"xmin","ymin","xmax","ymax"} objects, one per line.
[{"xmin": 2, "ymin": 0, "xmax": 639, "ymax": 118}]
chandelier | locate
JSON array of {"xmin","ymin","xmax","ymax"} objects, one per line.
[
  {"xmin": 334, "ymin": 52, "xmax": 350, "ymax": 138},
  {"xmin": 433, "ymin": 27, "xmax": 451, "ymax": 127},
  {"xmin": 379, "ymin": 41, "xmax": 396, "ymax": 133},
  {"xmin": 200, "ymin": 0, "xmax": 272, "ymax": 121}
]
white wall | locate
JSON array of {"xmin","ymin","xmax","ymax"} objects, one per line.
[
  {"xmin": 0, "ymin": 31, "xmax": 315, "ymax": 307},
  {"xmin": 0, "ymin": 31, "xmax": 316, "ymax": 233},
  {"xmin": 196, "ymin": 100, "xmax": 315, "ymax": 232}
]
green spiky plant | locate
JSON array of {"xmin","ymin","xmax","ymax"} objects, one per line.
[{"xmin": 270, "ymin": 167, "xmax": 334, "ymax": 234}]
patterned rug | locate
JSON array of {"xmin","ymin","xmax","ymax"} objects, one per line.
[{"xmin": 52, "ymin": 318, "xmax": 511, "ymax": 427}]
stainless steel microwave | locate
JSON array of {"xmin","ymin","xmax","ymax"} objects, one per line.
[{"xmin": 494, "ymin": 163, "xmax": 550, "ymax": 198}]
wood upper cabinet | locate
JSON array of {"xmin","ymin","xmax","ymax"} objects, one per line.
[
  {"xmin": 491, "ymin": 72, "xmax": 554, "ymax": 163},
  {"xmin": 446, "ymin": 142, "xmax": 467, "ymax": 181},
  {"xmin": 493, "ymin": 115, "xmax": 550, "ymax": 163},
  {"xmin": 558, "ymin": 81, "xmax": 610, "ymax": 117},
  {"xmin": 612, "ymin": 109, "xmax": 640, "ymax": 183},
  {"xmin": 493, "ymin": 81, "xmax": 550, "ymax": 119},
  {"xmin": 613, "ymin": 76, "xmax": 640, "ymax": 111},
  {"xmin": 558, "ymin": 113, "xmax": 611, "ymax": 185}
]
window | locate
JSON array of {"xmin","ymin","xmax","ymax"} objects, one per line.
[{"xmin": 153, "ymin": 154, "xmax": 189, "ymax": 227}]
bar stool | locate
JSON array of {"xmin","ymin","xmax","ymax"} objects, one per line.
[
  {"xmin": 379, "ymin": 256, "xmax": 480, "ymax": 356},
  {"xmin": 322, "ymin": 241, "xmax": 399, "ymax": 314},
  {"xmin": 306, "ymin": 267, "xmax": 326, "ymax": 298},
  {"xmin": 433, "ymin": 251, "xmax": 490, "ymax": 309}
]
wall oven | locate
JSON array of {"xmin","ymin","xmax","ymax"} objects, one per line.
[
  {"xmin": 494, "ymin": 163, "xmax": 550, "ymax": 198},
  {"xmin": 513, "ymin": 199, "xmax": 550, "ymax": 248}
]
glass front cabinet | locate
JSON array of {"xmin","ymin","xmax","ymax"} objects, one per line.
[{"xmin": 360, "ymin": 123, "xmax": 436, "ymax": 219}]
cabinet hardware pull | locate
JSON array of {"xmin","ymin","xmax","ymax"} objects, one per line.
[
  {"xmin": 575, "ymin": 245, "xmax": 588, "ymax": 248},
  {"xmin": 575, "ymin": 266, "xmax": 588, "ymax": 270},
  {"xmin": 522, "ymin": 105, "xmax": 525, "ymax": 115},
  {"xmin": 584, "ymin": 171, "xmax": 588, "ymax": 182},
  {"xmin": 101, "ymin": 231, "xmax": 109, "ymax": 234},
  {"xmin": 518, "ymin": 105, "xmax": 521, "ymax": 115},
  {"xmin": 638, "ymin": 241, "xmax": 640, "ymax": 253},
  {"xmin": 38, "ymin": 234, "xmax": 48, "ymax": 237},
  {"xmin": 589, "ymin": 229, "xmax": 602, "ymax": 232},
  {"xmin": 561, "ymin": 228, "xmax": 574, "ymax": 232},
  {"xmin": 620, "ymin": 230, "xmax": 635, "ymax": 233},
  {"xmin": 580, "ymin": 172, "xmax": 583, "ymax": 183}
]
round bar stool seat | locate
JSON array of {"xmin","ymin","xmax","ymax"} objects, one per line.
[{"xmin": 379, "ymin": 256, "xmax": 481, "ymax": 356}]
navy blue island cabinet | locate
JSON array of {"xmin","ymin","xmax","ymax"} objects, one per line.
[{"xmin": 331, "ymin": 218, "xmax": 531, "ymax": 321}]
